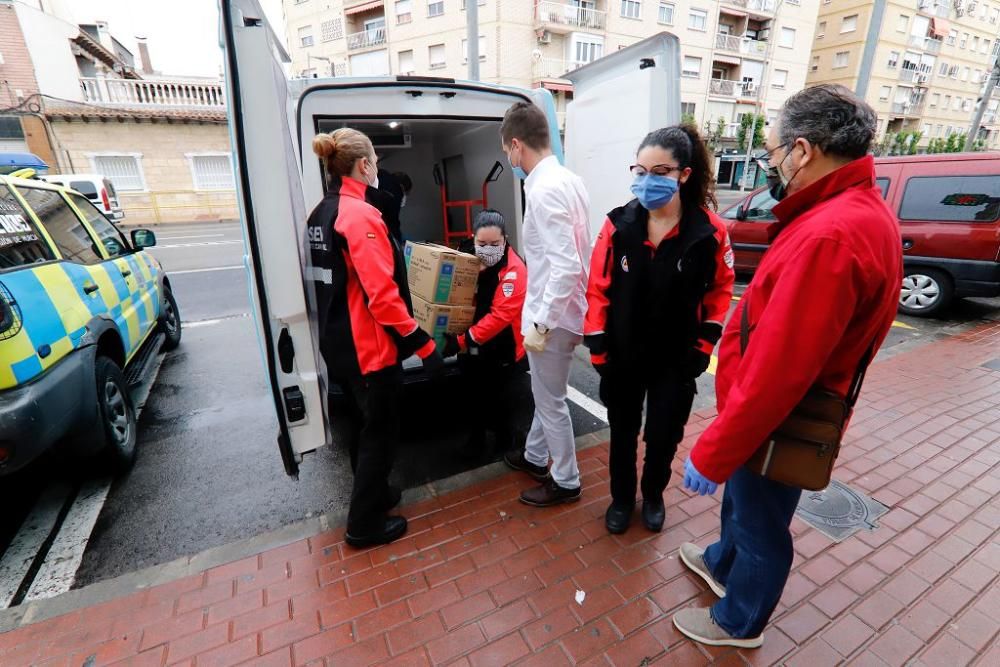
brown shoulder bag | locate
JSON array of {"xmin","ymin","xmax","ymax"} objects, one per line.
[{"xmin": 740, "ymin": 299, "xmax": 873, "ymax": 491}]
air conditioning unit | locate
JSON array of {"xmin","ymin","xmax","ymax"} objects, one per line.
[
  {"xmin": 916, "ymin": 73, "xmax": 929, "ymax": 84},
  {"xmin": 537, "ymin": 30, "xmax": 552, "ymax": 44}
]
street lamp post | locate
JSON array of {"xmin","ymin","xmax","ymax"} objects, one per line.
[
  {"xmin": 967, "ymin": 53, "xmax": 1000, "ymax": 148},
  {"xmin": 739, "ymin": 0, "xmax": 784, "ymax": 192}
]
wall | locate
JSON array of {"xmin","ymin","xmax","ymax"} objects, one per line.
[
  {"xmin": 13, "ymin": 1, "xmax": 85, "ymax": 102},
  {"xmin": 49, "ymin": 119, "xmax": 238, "ymax": 224},
  {"xmin": 0, "ymin": 2, "xmax": 41, "ymax": 105}
]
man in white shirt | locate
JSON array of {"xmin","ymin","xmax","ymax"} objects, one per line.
[{"xmin": 499, "ymin": 102, "xmax": 592, "ymax": 507}]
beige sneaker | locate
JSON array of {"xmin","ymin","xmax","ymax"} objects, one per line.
[
  {"xmin": 673, "ymin": 607, "xmax": 763, "ymax": 649},
  {"xmin": 679, "ymin": 543, "xmax": 726, "ymax": 598}
]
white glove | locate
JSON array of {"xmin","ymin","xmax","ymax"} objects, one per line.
[{"xmin": 523, "ymin": 325, "xmax": 550, "ymax": 353}]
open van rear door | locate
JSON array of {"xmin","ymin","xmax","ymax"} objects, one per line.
[
  {"xmin": 221, "ymin": 0, "xmax": 327, "ymax": 476},
  {"xmin": 564, "ymin": 33, "xmax": 681, "ymax": 235}
]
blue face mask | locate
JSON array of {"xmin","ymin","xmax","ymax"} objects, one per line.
[
  {"xmin": 507, "ymin": 145, "xmax": 528, "ymax": 180},
  {"xmin": 630, "ymin": 173, "xmax": 679, "ymax": 210}
]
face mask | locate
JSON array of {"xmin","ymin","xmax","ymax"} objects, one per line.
[
  {"xmin": 630, "ymin": 173, "xmax": 679, "ymax": 211},
  {"xmin": 400, "ymin": 194, "xmax": 407, "ymax": 209},
  {"xmin": 508, "ymin": 145, "xmax": 528, "ymax": 180},
  {"xmin": 475, "ymin": 243, "xmax": 505, "ymax": 267},
  {"xmin": 766, "ymin": 146, "xmax": 802, "ymax": 201},
  {"xmin": 364, "ymin": 160, "xmax": 379, "ymax": 189}
]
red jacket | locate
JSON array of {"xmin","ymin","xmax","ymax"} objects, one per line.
[
  {"xmin": 459, "ymin": 247, "xmax": 527, "ymax": 362},
  {"xmin": 307, "ymin": 176, "xmax": 435, "ymax": 377},
  {"xmin": 691, "ymin": 156, "xmax": 903, "ymax": 483}
]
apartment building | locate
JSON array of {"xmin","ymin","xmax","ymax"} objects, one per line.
[
  {"xmin": 808, "ymin": 0, "xmax": 1000, "ymax": 148},
  {"xmin": 282, "ymin": 0, "xmax": 821, "ymax": 165}
]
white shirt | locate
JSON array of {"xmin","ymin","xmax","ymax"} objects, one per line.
[{"xmin": 521, "ymin": 155, "xmax": 591, "ymax": 336}]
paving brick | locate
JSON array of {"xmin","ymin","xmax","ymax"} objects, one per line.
[
  {"xmin": 491, "ymin": 572, "xmax": 545, "ymax": 606},
  {"xmin": 425, "ymin": 622, "xmax": 487, "ymax": 664},
  {"xmin": 233, "ymin": 600, "xmax": 292, "ymax": 639},
  {"xmin": 260, "ymin": 616, "xmax": 321, "ymax": 656},
  {"xmin": 386, "ymin": 613, "xmax": 446, "ymax": 655},
  {"xmin": 649, "ymin": 575, "xmax": 702, "ymax": 613},
  {"xmin": 882, "ymin": 569, "xmax": 932, "ymax": 606},
  {"xmin": 354, "ymin": 600, "xmax": 411, "ymax": 640},
  {"xmin": 612, "ymin": 567, "xmax": 665, "ymax": 601},
  {"xmin": 165, "ymin": 623, "xmax": 229, "ymax": 664},
  {"xmin": 479, "ymin": 600, "xmax": 536, "ymax": 640},
  {"xmin": 780, "ymin": 571, "xmax": 818, "ymax": 607},
  {"xmin": 842, "ymin": 562, "xmax": 888, "ymax": 595},
  {"xmin": 869, "ymin": 624, "xmax": 925, "ymax": 667},
  {"xmin": 950, "ymin": 608, "xmax": 997, "ymax": 653},
  {"xmin": 260, "ymin": 540, "xmax": 311, "ymax": 569},
  {"xmin": 951, "ymin": 558, "xmax": 997, "ymax": 593},
  {"xmin": 576, "ymin": 536, "xmax": 627, "ymax": 567},
  {"xmin": 909, "ymin": 550, "xmax": 954, "ymax": 584},
  {"xmin": 382, "ymin": 647, "xmax": 432, "ymax": 667},
  {"xmin": 138, "ymin": 610, "xmax": 205, "ymax": 651},
  {"xmin": 775, "ymin": 603, "xmax": 829, "ymax": 645},
  {"xmin": 927, "ymin": 579, "xmax": 978, "ymax": 616},
  {"xmin": 327, "ymin": 636, "xmax": 390, "ymax": 666},
  {"xmin": 406, "ymin": 581, "xmax": 462, "ymax": 618},
  {"xmin": 917, "ymin": 633, "xmax": 978, "ymax": 667},
  {"xmin": 607, "ymin": 596, "xmax": 661, "ymax": 637},
  {"xmin": 854, "ymin": 591, "xmax": 906, "ymax": 631},
  {"xmin": 534, "ymin": 551, "xmax": 587, "ymax": 587},
  {"xmin": 456, "ymin": 563, "xmax": 507, "ymax": 598},
  {"xmin": 289, "ymin": 582, "xmax": 347, "ymax": 618},
  {"xmin": 109, "ymin": 647, "xmax": 167, "ymax": 667},
  {"xmin": 238, "ymin": 563, "xmax": 292, "ymax": 595},
  {"xmin": 800, "ymin": 554, "xmax": 845, "ymax": 586},
  {"xmin": 953, "ymin": 519, "xmax": 994, "ymax": 548},
  {"xmin": 811, "ymin": 581, "xmax": 857, "ymax": 618},
  {"xmin": 650, "ymin": 641, "xmax": 709, "ymax": 666},
  {"xmin": 424, "ymin": 554, "xmax": 476, "ymax": 588},
  {"xmin": 895, "ymin": 528, "xmax": 936, "ymax": 556},
  {"xmin": 740, "ymin": 627, "xmax": 796, "ymax": 666},
  {"xmin": 573, "ymin": 562, "xmax": 625, "ymax": 593},
  {"xmin": 440, "ymin": 592, "xmax": 497, "ymax": 630},
  {"xmin": 183, "ymin": 633, "xmax": 257, "ymax": 667},
  {"xmin": 291, "ymin": 624, "xmax": 355, "ymax": 665},
  {"xmin": 467, "ymin": 632, "xmax": 531, "ymax": 666},
  {"xmin": 519, "ymin": 643, "xmax": 574, "ymax": 667},
  {"xmin": 206, "ymin": 589, "xmax": 264, "ymax": 626},
  {"xmin": 821, "ymin": 613, "xmax": 876, "ymax": 658},
  {"xmin": 868, "ymin": 544, "xmax": 911, "ymax": 575},
  {"xmin": 604, "ymin": 628, "xmax": 664, "ymax": 667},
  {"xmin": 898, "ymin": 600, "xmax": 954, "ymax": 642},
  {"xmin": 177, "ymin": 579, "xmax": 235, "ymax": 615},
  {"xmin": 559, "ymin": 619, "xmax": 618, "ymax": 663},
  {"xmin": 783, "ymin": 639, "xmax": 845, "ymax": 667},
  {"xmin": 571, "ymin": 585, "xmax": 625, "ymax": 625}
]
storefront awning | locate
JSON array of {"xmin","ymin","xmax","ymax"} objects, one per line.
[
  {"xmin": 719, "ymin": 7, "xmax": 748, "ymax": 17},
  {"xmin": 930, "ymin": 18, "xmax": 950, "ymax": 38},
  {"xmin": 538, "ymin": 81, "xmax": 573, "ymax": 92},
  {"xmin": 714, "ymin": 54, "xmax": 741, "ymax": 66},
  {"xmin": 345, "ymin": 0, "xmax": 383, "ymax": 16}
]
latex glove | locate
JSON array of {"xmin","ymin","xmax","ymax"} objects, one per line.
[
  {"xmin": 523, "ymin": 326, "xmax": 550, "ymax": 353},
  {"xmin": 683, "ymin": 457, "xmax": 718, "ymax": 496}
]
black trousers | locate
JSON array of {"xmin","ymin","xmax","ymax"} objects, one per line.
[
  {"xmin": 337, "ymin": 366, "xmax": 403, "ymax": 535},
  {"xmin": 601, "ymin": 365, "xmax": 696, "ymax": 505},
  {"xmin": 460, "ymin": 355, "xmax": 532, "ymax": 453}
]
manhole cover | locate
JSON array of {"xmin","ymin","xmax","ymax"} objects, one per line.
[{"xmin": 795, "ymin": 480, "xmax": 888, "ymax": 542}]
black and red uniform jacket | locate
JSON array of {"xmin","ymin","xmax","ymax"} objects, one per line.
[
  {"xmin": 584, "ymin": 200, "xmax": 735, "ymax": 369},
  {"xmin": 307, "ymin": 175, "xmax": 435, "ymax": 378},
  {"xmin": 458, "ymin": 246, "xmax": 527, "ymax": 365}
]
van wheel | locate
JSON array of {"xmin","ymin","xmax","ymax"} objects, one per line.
[
  {"xmin": 94, "ymin": 356, "xmax": 138, "ymax": 474},
  {"xmin": 899, "ymin": 268, "xmax": 953, "ymax": 318},
  {"xmin": 160, "ymin": 288, "xmax": 182, "ymax": 351}
]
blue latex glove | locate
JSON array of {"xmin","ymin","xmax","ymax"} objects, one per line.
[{"xmin": 684, "ymin": 457, "xmax": 719, "ymax": 496}]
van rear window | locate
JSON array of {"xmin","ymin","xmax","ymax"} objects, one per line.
[
  {"xmin": 899, "ymin": 175, "xmax": 1000, "ymax": 222},
  {"xmin": 70, "ymin": 180, "xmax": 99, "ymax": 199},
  {"xmin": 0, "ymin": 185, "xmax": 55, "ymax": 270}
]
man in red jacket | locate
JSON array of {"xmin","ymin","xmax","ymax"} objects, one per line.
[{"xmin": 672, "ymin": 85, "xmax": 903, "ymax": 648}]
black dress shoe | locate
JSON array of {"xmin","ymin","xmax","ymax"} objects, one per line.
[
  {"xmin": 383, "ymin": 486, "xmax": 402, "ymax": 511},
  {"xmin": 504, "ymin": 449, "xmax": 550, "ymax": 481},
  {"xmin": 605, "ymin": 502, "xmax": 634, "ymax": 535},
  {"xmin": 642, "ymin": 498, "xmax": 666, "ymax": 532},
  {"xmin": 345, "ymin": 516, "xmax": 408, "ymax": 548},
  {"xmin": 519, "ymin": 477, "xmax": 581, "ymax": 506}
]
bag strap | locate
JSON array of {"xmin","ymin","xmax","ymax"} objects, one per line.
[{"xmin": 740, "ymin": 291, "xmax": 875, "ymax": 408}]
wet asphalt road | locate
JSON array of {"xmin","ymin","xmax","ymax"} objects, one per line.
[{"xmin": 3, "ymin": 220, "xmax": 999, "ymax": 591}]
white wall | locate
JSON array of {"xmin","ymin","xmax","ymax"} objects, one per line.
[{"xmin": 14, "ymin": 2, "xmax": 84, "ymax": 102}]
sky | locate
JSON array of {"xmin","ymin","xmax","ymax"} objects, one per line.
[{"xmin": 42, "ymin": 0, "xmax": 286, "ymax": 78}]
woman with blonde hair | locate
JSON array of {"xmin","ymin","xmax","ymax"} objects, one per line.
[{"xmin": 305, "ymin": 127, "xmax": 443, "ymax": 548}]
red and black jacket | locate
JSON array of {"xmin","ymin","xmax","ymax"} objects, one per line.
[
  {"xmin": 307, "ymin": 175, "xmax": 435, "ymax": 378},
  {"xmin": 584, "ymin": 199, "xmax": 735, "ymax": 369},
  {"xmin": 458, "ymin": 246, "xmax": 527, "ymax": 365}
]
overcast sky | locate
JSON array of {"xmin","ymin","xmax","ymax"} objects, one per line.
[{"xmin": 49, "ymin": 0, "xmax": 285, "ymax": 78}]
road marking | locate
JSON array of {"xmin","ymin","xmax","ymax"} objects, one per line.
[
  {"xmin": 154, "ymin": 240, "xmax": 244, "ymax": 250},
  {"xmin": 0, "ymin": 484, "xmax": 73, "ymax": 608},
  {"xmin": 184, "ymin": 313, "xmax": 250, "ymax": 328},
  {"xmin": 154, "ymin": 233, "xmax": 224, "ymax": 241},
  {"xmin": 169, "ymin": 265, "xmax": 244, "ymax": 276},
  {"xmin": 566, "ymin": 385, "xmax": 607, "ymax": 423}
]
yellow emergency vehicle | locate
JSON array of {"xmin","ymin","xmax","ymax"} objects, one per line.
[{"xmin": 0, "ymin": 171, "xmax": 181, "ymax": 476}]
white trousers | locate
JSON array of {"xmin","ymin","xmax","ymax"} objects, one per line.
[{"xmin": 525, "ymin": 327, "xmax": 582, "ymax": 489}]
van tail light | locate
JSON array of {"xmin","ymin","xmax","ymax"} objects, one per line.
[{"xmin": 101, "ymin": 188, "xmax": 112, "ymax": 211}]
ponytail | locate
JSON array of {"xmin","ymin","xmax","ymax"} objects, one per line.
[{"xmin": 638, "ymin": 123, "xmax": 718, "ymax": 211}]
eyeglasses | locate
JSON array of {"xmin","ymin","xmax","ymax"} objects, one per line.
[
  {"xmin": 756, "ymin": 143, "xmax": 789, "ymax": 170},
  {"xmin": 629, "ymin": 164, "xmax": 681, "ymax": 177}
]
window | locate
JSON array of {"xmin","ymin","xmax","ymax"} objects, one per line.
[
  {"xmin": 983, "ymin": 39, "xmax": 991, "ymax": 55},
  {"xmin": 817, "ymin": 21, "xmax": 826, "ymax": 38},
  {"xmin": 680, "ymin": 102, "xmax": 696, "ymax": 116},
  {"xmin": 575, "ymin": 37, "xmax": 603, "ymax": 63},
  {"xmin": 398, "ymin": 49, "xmax": 414, "ymax": 73},
  {"xmin": 771, "ymin": 69, "xmax": 788, "ymax": 88},
  {"xmin": 682, "ymin": 56, "xmax": 702, "ymax": 78},
  {"xmin": 429, "ymin": 43, "xmax": 446, "ymax": 68},
  {"xmin": 742, "ymin": 188, "xmax": 778, "ymax": 221},
  {"xmin": 888, "ymin": 51, "xmax": 900, "ymax": 68},
  {"xmin": 973, "ymin": 36, "xmax": 980, "ymax": 52},
  {"xmin": 943, "ymin": 94, "xmax": 951, "ymax": 108},
  {"xmin": 963, "ymin": 98, "xmax": 972, "ymax": 111},
  {"xmin": 842, "ymin": 14, "xmax": 858, "ymax": 32},
  {"xmin": 780, "ymin": 27, "xmax": 795, "ymax": 48},
  {"xmin": 321, "ymin": 18, "xmax": 343, "ymax": 41},
  {"xmin": 69, "ymin": 180, "xmax": 98, "ymax": 200},
  {"xmin": 897, "ymin": 14, "xmax": 909, "ymax": 32},
  {"xmin": 879, "ymin": 85, "xmax": 892, "ymax": 101},
  {"xmin": 962, "ymin": 66, "xmax": 970, "ymax": 81},
  {"xmin": 298, "ymin": 25, "xmax": 314, "ymax": 47},
  {"xmin": 810, "ymin": 55, "xmax": 819, "ymax": 71},
  {"xmin": 621, "ymin": 0, "xmax": 641, "ymax": 19},
  {"xmin": 189, "ymin": 154, "xmax": 234, "ymax": 191},
  {"xmin": 960, "ymin": 32, "xmax": 968, "ymax": 49},
  {"xmin": 948, "ymin": 64, "xmax": 959, "ymax": 78},
  {"xmin": 931, "ymin": 93, "xmax": 940, "ymax": 108},
  {"xmin": 688, "ymin": 9, "xmax": 707, "ymax": 31},
  {"xmin": 91, "ymin": 155, "xmax": 144, "ymax": 192},
  {"xmin": 396, "ymin": 0, "xmax": 412, "ymax": 24},
  {"xmin": 953, "ymin": 96, "xmax": 961, "ymax": 110},
  {"xmin": 428, "ymin": 0, "xmax": 444, "ymax": 17},
  {"xmin": 939, "ymin": 61, "xmax": 948, "ymax": 76},
  {"xmin": 993, "ymin": 8, "xmax": 999, "ymax": 23},
  {"xmin": 900, "ymin": 176, "xmax": 1000, "ymax": 222},
  {"xmin": 834, "ymin": 51, "xmax": 849, "ymax": 68},
  {"xmin": 875, "ymin": 177, "xmax": 890, "ymax": 199},
  {"xmin": 17, "ymin": 187, "xmax": 102, "ymax": 265},
  {"xmin": 461, "ymin": 35, "xmax": 487, "ymax": 63},
  {"xmin": 935, "ymin": 124, "xmax": 943, "ymax": 137},
  {"xmin": 947, "ymin": 29, "xmax": 957, "ymax": 46},
  {"xmin": 67, "ymin": 193, "xmax": 129, "ymax": 257},
  {"xmin": 658, "ymin": 1, "xmax": 674, "ymax": 24},
  {"xmin": 975, "ymin": 69, "xmax": 983, "ymax": 83},
  {"xmin": 0, "ymin": 186, "xmax": 53, "ymax": 270}
]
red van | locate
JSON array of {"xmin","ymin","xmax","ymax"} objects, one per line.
[{"xmin": 720, "ymin": 152, "xmax": 1000, "ymax": 317}]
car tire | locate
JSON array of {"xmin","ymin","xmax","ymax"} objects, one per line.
[
  {"xmin": 93, "ymin": 355, "xmax": 138, "ymax": 474},
  {"xmin": 899, "ymin": 267, "xmax": 953, "ymax": 318},
  {"xmin": 160, "ymin": 287, "xmax": 182, "ymax": 351}
]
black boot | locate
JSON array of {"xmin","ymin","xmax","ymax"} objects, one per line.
[
  {"xmin": 345, "ymin": 516, "xmax": 408, "ymax": 549},
  {"xmin": 605, "ymin": 501, "xmax": 634, "ymax": 534},
  {"xmin": 642, "ymin": 498, "xmax": 665, "ymax": 532}
]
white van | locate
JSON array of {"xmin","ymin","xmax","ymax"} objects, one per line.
[
  {"xmin": 41, "ymin": 173, "xmax": 125, "ymax": 221},
  {"xmin": 220, "ymin": 0, "xmax": 681, "ymax": 475}
]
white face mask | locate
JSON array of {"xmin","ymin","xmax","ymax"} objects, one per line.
[{"xmin": 364, "ymin": 160, "xmax": 379, "ymax": 189}]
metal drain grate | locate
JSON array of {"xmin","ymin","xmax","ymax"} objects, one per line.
[{"xmin": 795, "ymin": 480, "xmax": 889, "ymax": 542}]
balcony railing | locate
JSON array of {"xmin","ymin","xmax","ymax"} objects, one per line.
[
  {"xmin": 891, "ymin": 101, "xmax": 926, "ymax": 115},
  {"xmin": 535, "ymin": 1, "xmax": 607, "ymax": 31},
  {"xmin": 918, "ymin": 0, "xmax": 951, "ymax": 18},
  {"xmin": 346, "ymin": 26, "xmax": 386, "ymax": 50},
  {"xmin": 80, "ymin": 77, "xmax": 225, "ymax": 108},
  {"xmin": 709, "ymin": 78, "xmax": 757, "ymax": 98},
  {"xmin": 715, "ymin": 33, "xmax": 768, "ymax": 57},
  {"xmin": 533, "ymin": 57, "xmax": 588, "ymax": 80},
  {"xmin": 723, "ymin": 0, "xmax": 777, "ymax": 14},
  {"xmin": 908, "ymin": 35, "xmax": 942, "ymax": 53},
  {"xmin": 899, "ymin": 68, "xmax": 932, "ymax": 84},
  {"xmin": 716, "ymin": 33, "xmax": 741, "ymax": 52}
]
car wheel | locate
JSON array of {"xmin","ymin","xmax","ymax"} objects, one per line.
[
  {"xmin": 899, "ymin": 268, "xmax": 953, "ymax": 318},
  {"xmin": 94, "ymin": 355, "xmax": 138, "ymax": 474},
  {"xmin": 160, "ymin": 288, "xmax": 182, "ymax": 351}
]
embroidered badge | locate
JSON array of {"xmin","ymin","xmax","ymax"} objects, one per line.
[
  {"xmin": 366, "ymin": 232, "xmax": 377, "ymax": 239},
  {"xmin": 724, "ymin": 248, "xmax": 735, "ymax": 269},
  {"xmin": 621, "ymin": 256, "xmax": 629, "ymax": 273},
  {"xmin": 503, "ymin": 271, "xmax": 517, "ymax": 280},
  {"xmin": 502, "ymin": 282, "xmax": 515, "ymax": 298}
]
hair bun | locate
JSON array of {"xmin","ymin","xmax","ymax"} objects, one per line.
[{"xmin": 312, "ymin": 133, "xmax": 338, "ymax": 159}]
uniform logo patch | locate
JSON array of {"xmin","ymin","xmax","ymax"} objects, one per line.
[
  {"xmin": 503, "ymin": 271, "xmax": 517, "ymax": 280},
  {"xmin": 724, "ymin": 248, "xmax": 735, "ymax": 269},
  {"xmin": 366, "ymin": 232, "xmax": 377, "ymax": 239},
  {"xmin": 621, "ymin": 256, "xmax": 629, "ymax": 273},
  {"xmin": 502, "ymin": 282, "xmax": 515, "ymax": 298}
]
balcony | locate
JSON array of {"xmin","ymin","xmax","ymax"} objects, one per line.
[
  {"xmin": 908, "ymin": 35, "xmax": 942, "ymax": 54},
  {"xmin": 899, "ymin": 68, "xmax": 932, "ymax": 84},
  {"xmin": 709, "ymin": 78, "xmax": 756, "ymax": 99},
  {"xmin": 533, "ymin": 57, "xmax": 588, "ymax": 80},
  {"xmin": 715, "ymin": 34, "xmax": 769, "ymax": 58},
  {"xmin": 535, "ymin": 1, "xmax": 606, "ymax": 33},
  {"xmin": 79, "ymin": 77, "xmax": 225, "ymax": 108},
  {"xmin": 347, "ymin": 26, "xmax": 386, "ymax": 50},
  {"xmin": 891, "ymin": 100, "xmax": 926, "ymax": 115},
  {"xmin": 722, "ymin": 0, "xmax": 777, "ymax": 16},
  {"xmin": 918, "ymin": 0, "xmax": 951, "ymax": 18}
]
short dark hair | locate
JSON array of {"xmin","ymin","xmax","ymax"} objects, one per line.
[
  {"xmin": 779, "ymin": 84, "xmax": 877, "ymax": 160},
  {"xmin": 393, "ymin": 171, "xmax": 412, "ymax": 192},
  {"xmin": 473, "ymin": 209, "xmax": 506, "ymax": 236},
  {"xmin": 500, "ymin": 102, "xmax": 550, "ymax": 151}
]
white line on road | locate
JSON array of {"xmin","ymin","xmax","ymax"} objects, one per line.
[
  {"xmin": 0, "ymin": 484, "xmax": 73, "ymax": 608},
  {"xmin": 184, "ymin": 313, "xmax": 250, "ymax": 328},
  {"xmin": 154, "ymin": 233, "xmax": 225, "ymax": 241},
  {"xmin": 566, "ymin": 385, "xmax": 608, "ymax": 424},
  {"xmin": 169, "ymin": 265, "xmax": 244, "ymax": 276},
  {"xmin": 155, "ymin": 240, "xmax": 244, "ymax": 250}
]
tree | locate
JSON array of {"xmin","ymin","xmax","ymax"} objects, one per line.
[
  {"xmin": 681, "ymin": 112, "xmax": 697, "ymax": 127},
  {"xmin": 907, "ymin": 131, "xmax": 923, "ymax": 155},
  {"xmin": 737, "ymin": 114, "xmax": 765, "ymax": 152}
]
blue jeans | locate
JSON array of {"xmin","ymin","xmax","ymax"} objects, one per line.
[{"xmin": 703, "ymin": 466, "xmax": 802, "ymax": 638}]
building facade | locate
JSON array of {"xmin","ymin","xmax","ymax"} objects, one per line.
[
  {"xmin": 281, "ymin": 0, "xmax": 821, "ymax": 163},
  {"xmin": 808, "ymin": 0, "xmax": 1000, "ymax": 148}
]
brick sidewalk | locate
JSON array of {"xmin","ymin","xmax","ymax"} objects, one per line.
[{"xmin": 2, "ymin": 324, "xmax": 998, "ymax": 666}]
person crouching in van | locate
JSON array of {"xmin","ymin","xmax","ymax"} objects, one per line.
[
  {"xmin": 306, "ymin": 128, "xmax": 444, "ymax": 548},
  {"xmin": 444, "ymin": 210, "xmax": 532, "ymax": 459},
  {"xmin": 584, "ymin": 125, "xmax": 735, "ymax": 535}
]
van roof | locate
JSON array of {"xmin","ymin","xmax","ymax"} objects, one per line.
[
  {"xmin": 42, "ymin": 173, "xmax": 108, "ymax": 181},
  {"xmin": 1, "ymin": 173, "xmax": 76, "ymax": 193},
  {"xmin": 874, "ymin": 152, "xmax": 1000, "ymax": 164}
]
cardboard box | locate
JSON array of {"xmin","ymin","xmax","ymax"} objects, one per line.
[
  {"xmin": 412, "ymin": 294, "xmax": 476, "ymax": 349},
  {"xmin": 404, "ymin": 242, "xmax": 479, "ymax": 307}
]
